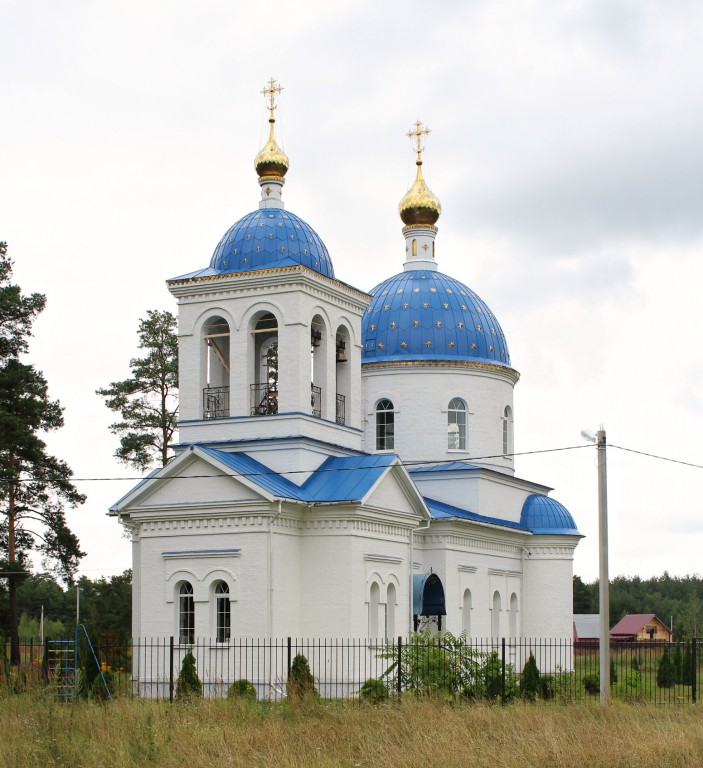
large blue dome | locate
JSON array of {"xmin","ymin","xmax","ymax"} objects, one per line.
[
  {"xmin": 209, "ymin": 208, "xmax": 334, "ymax": 278},
  {"xmin": 362, "ymin": 270, "xmax": 510, "ymax": 365},
  {"xmin": 520, "ymin": 494, "xmax": 582, "ymax": 536}
]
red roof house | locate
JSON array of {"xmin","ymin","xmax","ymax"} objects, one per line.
[{"xmin": 609, "ymin": 614, "xmax": 672, "ymax": 642}]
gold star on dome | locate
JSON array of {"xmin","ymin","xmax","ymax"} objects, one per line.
[
  {"xmin": 447, "ymin": 289, "xmax": 453, "ymax": 294},
  {"xmin": 280, "ymin": 246, "xmax": 285, "ymax": 252},
  {"xmin": 457, "ymin": 322, "xmax": 464, "ymax": 329},
  {"xmin": 423, "ymin": 302, "xmax": 429, "ymax": 308},
  {"xmin": 471, "ymin": 342, "xmax": 477, "ymax": 349},
  {"xmin": 402, "ymin": 303, "xmax": 409, "ymax": 309},
  {"xmin": 290, "ymin": 234, "xmax": 295, "ymax": 240},
  {"xmin": 491, "ymin": 327, "xmax": 495, "ymax": 334},
  {"xmin": 476, "ymin": 324, "xmax": 482, "ymax": 331},
  {"xmin": 401, "ymin": 340, "xmax": 408, "ymax": 347},
  {"xmin": 383, "ymin": 304, "xmax": 390, "ymax": 310},
  {"xmin": 390, "ymin": 321, "xmax": 397, "ymax": 329},
  {"xmin": 461, "ymin": 304, "xmax": 467, "ymax": 310},
  {"xmin": 460, "ymin": 290, "xmax": 466, "ymax": 295},
  {"xmin": 435, "ymin": 321, "xmax": 442, "ymax": 328},
  {"xmin": 256, "ymin": 246, "xmax": 261, "ymax": 252},
  {"xmin": 425, "ymin": 340, "xmax": 432, "ymax": 347},
  {"xmin": 443, "ymin": 303, "xmax": 449, "ymax": 309},
  {"xmin": 246, "ymin": 234, "xmax": 252, "ymax": 239},
  {"xmin": 370, "ymin": 324, "xmax": 376, "ymax": 331},
  {"xmin": 234, "ymin": 248, "xmax": 239, "ymax": 254},
  {"xmin": 430, "ymin": 287, "xmax": 437, "ymax": 293},
  {"xmin": 396, "ymin": 288, "xmax": 403, "ymax": 294},
  {"xmin": 477, "ymin": 307, "xmax": 482, "ymax": 313},
  {"xmin": 412, "ymin": 320, "xmax": 420, "ymax": 327},
  {"xmin": 378, "ymin": 342, "xmax": 384, "ymax": 349},
  {"xmin": 488, "ymin": 345, "xmax": 493, "ymax": 352},
  {"xmin": 303, "ymin": 248, "xmax": 308, "ymax": 254},
  {"xmin": 382, "ymin": 290, "xmax": 388, "ymax": 295},
  {"xmin": 243, "ymin": 258, "xmax": 248, "ymax": 263},
  {"xmin": 413, "ymin": 287, "xmax": 420, "ymax": 293},
  {"xmin": 448, "ymin": 341, "xmax": 455, "ymax": 348},
  {"xmin": 267, "ymin": 233, "xmax": 273, "ymax": 238}
]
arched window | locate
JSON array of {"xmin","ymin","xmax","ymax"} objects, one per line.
[
  {"xmin": 502, "ymin": 406, "xmax": 513, "ymax": 456},
  {"xmin": 386, "ymin": 583, "xmax": 396, "ymax": 639},
  {"xmin": 179, "ymin": 582, "xmax": 194, "ymax": 644},
  {"xmin": 509, "ymin": 592, "xmax": 518, "ymax": 639},
  {"xmin": 251, "ymin": 313, "xmax": 278, "ymax": 415},
  {"xmin": 375, "ymin": 399, "xmax": 395, "ymax": 450},
  {"xmin": 215, "ymin": 581, "xmax": 231, "ymax": 643},
  {"xmin": 491, "ymin": 590, "xmax": 501, "ymax": 639},
  {"xmin": 369, "ymin": 582, "xmax": 381, "ymax": 638},
  {"xmin": 447, "ymin": 398, "xmax": 467, "ymax": 450},
  {"xmin": 203, "ymin": 316, "xmax": 231, "ymax": 418},
  {"xmin": 412, "ymin": 238, "xmax": 417, "ymax": 257},
  {"xmin": 462, "ymin": 588, "xmax": 472, "ymax": 635}
]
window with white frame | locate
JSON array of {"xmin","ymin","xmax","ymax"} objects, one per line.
[
  {"xmin": 179, "ymin": 582, "xmax": 195, "ymax": 644},
  {"xmin": 369, "ymin": 581, "xmax": 381, "ymax": 638},
  {"xmin": 447, "ymin": 398, "xmax": 467, "ymax": 450},
  {"xmin": 375, "ymin": 399, "xmax": 395, "ymax": 450},
  {"xmin": 462, "ymin": 588, "xmax": 472, "ymax": 635},
  {"xmin": 502, "ymin": 405, "xmax": 513, "ymax": 456},
  {"xmin": 386, "ymin": 583, "xmax": 396, "ymax": 639},
  {"xmin": 491, "ymin": 590, "xmax": 501, "ymax": 638},
  {"xmin": 215, "ymin": 581, "xmax": 231, "ymax": 643}
]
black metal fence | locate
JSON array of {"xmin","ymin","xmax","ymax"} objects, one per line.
[{"xmin": 5, "ymin": 636, "xmax": 701, "ymax": 704}]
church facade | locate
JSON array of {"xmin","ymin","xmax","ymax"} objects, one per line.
[{"xmin": 112, "ymin": 82, "xmax": 582, "ymax": 645}]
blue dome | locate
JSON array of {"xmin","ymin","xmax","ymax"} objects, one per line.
[
  {"xmin": 209, "ymin": 208, "xmax": 334, "ymax": 278},
  {"xmin": 520, "ymin": 494, "xmax": 582, "ymax": 536},
  {"xmin": 362, "ymin": 270, "xmax": 510, "ymax": 365}
]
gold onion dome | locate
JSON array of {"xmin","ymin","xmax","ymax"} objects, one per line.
[
  {"xmin": 398, "ymin": 120, "xmax": 441, "ymax": 226},
  {"xmin": 255, "ymin": 78, "xmax": 289, "ymax": 179},
  {"xmin": 255, "ymin": 120, "xmax": 289, "ymax": 179}
]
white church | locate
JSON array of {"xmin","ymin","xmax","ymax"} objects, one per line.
[{"xmin": 112, "ymin": 81, "xmax": 582, "ymax": 645}]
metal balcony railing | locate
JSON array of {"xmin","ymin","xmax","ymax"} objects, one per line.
[
  {"xmin": 311, "ymin": 385, "xmax": 322, "ymax": 419},
  {"xmin": 336, "ymin": 393, "xmax": 345, "ymax": 425},
  {"xmin": 250, "ymin": 383, "xmax": 278, "ymax": 416},
  {"xmin": 203, "ymin": 386, "xmax": 229, "ymax": 418}
]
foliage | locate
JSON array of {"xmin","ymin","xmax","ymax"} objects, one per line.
[
  {"xmin": 673, "ymin": 643, "xmax": 683, "ymax": 684},
  {"xmin": 630, "ymin": 655, "xmax": 640, "ymax": 674},
  {"xmin": 359, "ymin": 677, "xmax": 389, "ymax": 703},
  {"xmin": 520, "ymin": 653, "xmax": 540, "ymax": 700},
  {"xmin": 287, "ymin": 653, "xmax": 317, "ymax": 700},
  {"xmin": 614, "ymin": 668, "xmax": 647, "ymax": 702},
  {"xmin": 227, "ymin": 679, "xmax": 257, "ymax": 701},
  {"xmin": 681, "ymin": 642, "xmax": 693, "ymax": 685},
  {"xmin": 175, "ymin": 650, "xmax": 202, "ymax": 700},
  {"xmin": 91, "ymin": 669, "xmax": 114, "ymax": 701},
  {"xmin": 656, "ymin": 647, "xmax": 675, "ymax": 688},
  {"xmin": 0, "ymin": 243, "xmax": 85, "ymax": 665},
  {"xmin": 97, "ymin": 309, "xmax": 178, "ymax": 471}
]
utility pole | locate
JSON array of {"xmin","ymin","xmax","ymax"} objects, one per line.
[{"xmin": 597, "ymin": 428, "xmax": 610, "ymax": 702}]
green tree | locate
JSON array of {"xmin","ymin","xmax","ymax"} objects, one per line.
[
  {"xmin": 520, "ymin": 652, "xmax": 540, "ymax": 700},
  {"xmin": 657, "ymin": 647, "xmax": 675, "ymax": 688},
  {"xmin": 0, "ymin": 244, "xmax": 85, "ymax": 665},
  {"xmin": 175, "ymin": 649, "xmax": 202, "ymax": 700},
  {"xmin": 97, "ymin": 310, "xmax": 178, "ymax": 471},
  {"xmin": 573, "ymin": 575, "xmax": 594, "ymax": 614}
]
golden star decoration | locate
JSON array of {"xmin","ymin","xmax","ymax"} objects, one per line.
[
  {"xmin": 425, "ymin": 341, "xmax": 432, "ymax": 347},
  {"xmin": 401, "ymin": 341, "xmax": 408, "ymax": 347}
]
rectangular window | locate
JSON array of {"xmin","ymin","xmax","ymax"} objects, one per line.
[{"xmin": 216, "ymin": 597, "xmax": 231, "ymax": 642}]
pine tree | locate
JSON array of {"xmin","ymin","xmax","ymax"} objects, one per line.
[
  {"xmin": 97, "ymin": 310, "xmax": 178, "ymax": 470},
  {"xmin": 0, "ymin": 243, "xmax": 85, "ymax": 664},
  {"xmin": 175, "ymin": 649, "xmax": 202, "ymax": 700},
  {"xmin": 520, "ymin": 653, "xmax": 540, "ymax": 700}
]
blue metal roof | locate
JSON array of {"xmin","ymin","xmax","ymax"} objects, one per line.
[
  {"xmin": 520, "ymin": 494, "xmax": 583, "ymax": 536},
  {"xmin": 425, "ymin": 497, "xmax": 524, "ymax": 530},
  {"xmin": 410, "ymin": 461, "xmax": 481, "ymax": 475},
  {"xmin": 206, "ymin": 208, "xmax": 334, "ymax": 278},
  {"xmin": 362, "ymin": 270, "xmax": 510, "ymax": 366},
  {"xmin": 301, "ymin": 454, "xmax": 397, "ymax": 501},
  {"xmin": 201, "ymin": 447, "xmax": 397, "ymax": 503},
  {"xmin": 198, "ymin": 446, "xmax": 306, "ymax": 499}
]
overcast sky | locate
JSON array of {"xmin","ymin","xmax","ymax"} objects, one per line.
[{"xmin": 1, "ymin": 0, "xmax": 702, "ymax": 584}]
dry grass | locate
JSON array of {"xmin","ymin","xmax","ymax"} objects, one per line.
[{"xmin": 2, "ymin": 693, "xmax": 702, "ymax": 768}]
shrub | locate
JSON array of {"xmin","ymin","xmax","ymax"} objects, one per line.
[
  {"xmin": 227, "ymin": 679, "xmax": 257, "ymax": 701},
  {"xmin": 674, "ymin": 643, "xmax": 683, "ymax": 684},
  {"xmin": 682, "ymin": 642, "xmax": 693, "ymax": 685},
  {"xmin": 583, "ymin": 674, "xmax": 600, "ymax": 696},
  {"xmin": 175, "ymin": 650, "xmax": 202, "ymax": 700},
  {"xmin": 360, "ymin": 677, "xmax": 389, "ymax": 703},
  {"xmin": 657, "ymin": 647, "xmax": 675, "ymax": 688},
  {"xmin": 91, "ymin": 669, "xmax": 114, "ymax": 701},
  {"xmin": 614, "ymin": 669, "xmax": 647, "ymax": 702},
  {"xmin": 520, "ymin": 653, "xmax": 540, "ymax": 700},
  {"xmin": 287, "ymin": 654, "xmax": 317, "ymax": 700},
  {"xmin": 630, "ymin": 656, "xmax": 640, "ymax": 674}
]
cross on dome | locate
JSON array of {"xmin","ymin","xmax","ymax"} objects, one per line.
[
  {"xmin": 406, "ymin": 120, "xmax": 431, "ymax": 164},
  {"xmin": 261, "ymin": 77, "xmax": 283, "ymax": 121}
]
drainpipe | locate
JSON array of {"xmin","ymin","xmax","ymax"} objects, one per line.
[
  {"xmin": 409, "ymin": 518, "xmax": 431, "ymax": 635},
  {"xmin": 268, "ymin": 499, "xmax": 283, "ymax": 639}
]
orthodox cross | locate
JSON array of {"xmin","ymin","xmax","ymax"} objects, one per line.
[
  {"xmin": 261, "ymin": 78, "xmax": 283, "ymax": 120},
  {"xmin": 406, "ymin": 120, "xmax": 431, "ymax": 162}
]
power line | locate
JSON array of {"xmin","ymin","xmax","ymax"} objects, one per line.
[{"xmin": 610, "ymin": 444, "xmax": 703, "ymax": 471}]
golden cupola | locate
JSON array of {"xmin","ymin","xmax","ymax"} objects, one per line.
[
  {"xmin": 255, "ymin": 78, "xmax": 289, "ymax": 180},
  {"xmin": 398, "ymin": 120, "xmax": 441, "ymax": 227}
]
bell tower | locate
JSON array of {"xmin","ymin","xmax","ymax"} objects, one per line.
[{"xmin": 168, "ymin": 80, "xmax": 368, "ymax": 456}]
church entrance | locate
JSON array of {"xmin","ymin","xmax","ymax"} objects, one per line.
[{"xmin": 412, "ymin": 573, "xmax": 446, "ymax": 632}]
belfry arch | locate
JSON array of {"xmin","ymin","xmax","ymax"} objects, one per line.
[{"xmin": 202, "ymin": 315, "xmax": 231, "ymax": 418}]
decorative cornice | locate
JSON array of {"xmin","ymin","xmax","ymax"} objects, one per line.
[
  {"xmin": 458, "ymin": 564, "xmax": 478, "ymax": 573},
  {"xmin": 488, "ymin": 568, "xmax": 522, "ymax": 577},
  {"xmin": 362, "ymin": 358, "xmax": 520, "ymax": 382},
  {"xmin": 162, "ymin": 549, "xmax": 241, "ymax": 560},
  {"xmin": 364, "ymin": 553, "xmax": 404, "ymax": 565}
]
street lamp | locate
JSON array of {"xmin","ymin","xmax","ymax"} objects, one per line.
[{"xmin": 582, "ymin": 427, "xmax": 609, "ymax": 702}]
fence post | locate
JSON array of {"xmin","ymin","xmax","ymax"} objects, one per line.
[
  {"xmin": 501, "ymin": 637, "xmax": 506, "ymax": 706},
  {"xmin": 693, "ymin": 638, "xmax": 697, "ymax": 705},
  {"xmin": 43, "ymin": 636, "xmax": 49, "ymax": 686},
  {"xmin": 287, "ymin": 637, "xmax": 292, "ymax": 680},
  {"xmin": 169, "ymin": 637, "xmax": 174, "ymax": 703},
  {"xmin": 397, "ymin": 636, "xmax": 403, "ymax": 700}
]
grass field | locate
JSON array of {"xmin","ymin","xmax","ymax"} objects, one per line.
[{"xmin": 2, "ymin": 693, "xmax": 703, "ymax": 768}]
